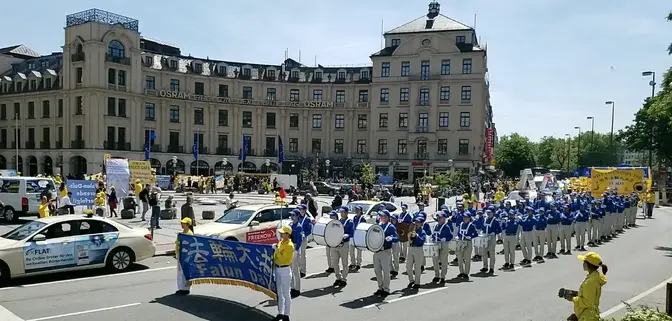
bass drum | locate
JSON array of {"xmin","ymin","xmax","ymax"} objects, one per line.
[
  {"xmin": 275, "ymin": 219, "xmax": 292, "ymax": 241},
  {"xmin": 312, "ymin": 217, "xmax": 345, "ymax": 248},
  {"xmin": 352, "ymin": 223, "xmax": 384, "ymax": 252}
]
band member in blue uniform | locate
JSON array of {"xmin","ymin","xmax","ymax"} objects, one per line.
[
  {"xmin": 373, "ymin": 210, "xmax": 398, "ymax": 296},
  {"xmin": 325, "ymin": 210, "xmax": 338, "ymax": 273},
  {"xmin": 389, "ymin": 212, "xmax": 401, "ymax": 277},
  {"xmin": 297, "ymin": 204, "xmax": 313, "ymax": 278},
  {"xmin": 559, "ymin": 204, "xmax": 574, "ymax": 255},
  {"xmin": 418, "ymin": 211, "xmax": 432, "ymax": 271},
  {"xmin": 519, "ymin": 206, "xmax": 536, "ymax": 265},
  {"xmin": 456, "ymin": 214, "xmax": 479, "ymax": 279},
  {"xmin": 573, "ymin": 202, "xmax": 589, "ymax": 251},
  {"xmin": 432, "ymin": 211, "xmax": 453, "ymax": 283},
  {"xmin": 406, "ymin": 217, "xmax": 426, "ymax": 289},
  {"xmin": 501, "ymin": 210, "xmax": 520, "ymax": 270},
  {"xmin": 331, "ymin": 206, "xmax": 354, "ymax": 287},
  {"xmin": 349, "ymin": 205, "xmax": 367, "ymax": 271},
  {"xmin": 398, "ymin": 203, "xmax": 413, "ymax": 263},
  {"xmin": 615, "ymin": 196, "xmax": 625, "ymax": 233},
  {"xmin": 289, "ymin": 210, "xmax": 304, "ymax": 297},
  {"xmin": 472, "ymin": 210, "xmax": 485, "ymax": 261},
  {"xmin": 545, "ymin": 203, "xmax": 560, "ymax": 258},
  {"xmin": 481, "ymin": 209, "xmax": 501, "ymax": 274},
  {"xmin": 451, "ymin": 203, "xmax": 466, "ymax": 263},
  {"xmin": 533, "ymin": 208, "xmax": 547, "ymax": 262},
  {"xmin": 587, "ymin": 201, "xmax": 601, "ymax": 247}
]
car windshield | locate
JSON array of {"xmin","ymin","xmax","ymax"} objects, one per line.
[
  {"xmin": 1, "ymin": 221, "xmax": 48, "ymax": 240},
  {"xmin": 26, "ymin": 179, "xmax": 56, "ymax": 194},
  {"xmin": 346, "ymin": 203, "xmax": 372, "ymax": 214},
  {"xmin": 215, "ymin": 209, "xmax": 255, "ymax": 224}
]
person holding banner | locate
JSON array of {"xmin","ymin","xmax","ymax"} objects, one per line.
[
  {"xmin": 273, "ymin": 225, "xmax": 295, "ymax": 321},
  {"xmin": 175, "ymin": 217, "xmax": 194, "ymax": 296}
]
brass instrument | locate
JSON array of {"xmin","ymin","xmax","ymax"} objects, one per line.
[
  {"xmin": 396, "ymin": 222, "xmax": 410, "ymax": 242},
  {"xmin": 409, "ymin": 231, "xmax": 417, "ymax": 239},
  {"xmin": 634, "ymin": 181, "xmax": 645, "ymax": 192}
]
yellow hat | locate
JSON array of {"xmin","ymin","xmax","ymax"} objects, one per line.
[
  {"xmin": 180, "ymin": 217, "xmax": 193, "ymax": 226},
  {"xmin": 135, "ymin": 179, "xmax": 141, "ymax": 183},
  {"xmin": 279, "ymin": 225, "xmax": 292, "ymax": 235},
  {"xmin": 577, "ymin": 252, "xmax": 602, "ymax": 267},
  {"xmin": 463, "ymin": 193, "xmax": 469, "ymax": 198}
]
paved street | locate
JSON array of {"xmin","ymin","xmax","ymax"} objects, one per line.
[{"xmin": 1, "ymin": 206, "xmax": 670, "ymax": 320}]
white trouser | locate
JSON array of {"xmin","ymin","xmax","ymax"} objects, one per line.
[
  {"xmin": 456, "ymin": 240, "xmax": 473, "ymax": 274},
  {"xmin": 391, "ymin": 242, "xmax": 400, "ymax": 272},
  {"xmin": 176, "ymin": 263, "xmax": 191, "ymax": 291},
  {"xmin": 433, "ymin": 242, "xmax": 449, "ymax": 278},
  {"xmin": 325, "ymin": 246, "xmax": 333, "ymax": 269},
  {"xmin": 533, "ymin": 229, "xmax": 545, "ymax": 257},
  {"xmin": 406, "ymin": 246, "xmax": 423, "ymax": 284},
  {"xmin": 560, "ymin": 225, "xmax": 572, "ymax": 251},
  {"xmin": 275, "ymin": 266, "xmax": 292, "ymax": 316},
  {"xmin": 400, "ymin": 241, "xmax": 409, "ymax": 259},
  {"xmin": 546, "ymin": 225, "xmax": 559, "ymax": 254},
  {"xmin": 329, "ymin": 243, "xmax": 349, "ymax": 281},
  {"xmin": 503, "ymin": 234, "xmax": 516, "ymax": 264},
  {"xmin": 299, "ymin": 237, "xmax": 308, "ymax": 274},
  {"xmin": 349, "ymin": 243, "xmax": 363, "ymax": 266},
  {"xmin": 574, "ymin": 222, "xmax": 586, "ymax": 247},
  {"xmin": 291, "ymin": 250, "xmax": 301, "ymax": 291},
  {"xmin": 482, "ymin": 235, "xmax": 496, "ymax": 269},
  {"xmin": 373, "ymin": 249, "xmax": 392, "ymax": 292}
]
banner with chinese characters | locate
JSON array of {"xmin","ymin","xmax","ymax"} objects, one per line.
[
  {"xmin": 177, "ymin": 234, "xmax": 276, "ymax": 300},
  {"xmin": 590, "ymin": 168, "xmax": 646, "ymax": 198},
  {"xmin": 485, "ymin": 128, "xmax": 494, "ymax": 161}
]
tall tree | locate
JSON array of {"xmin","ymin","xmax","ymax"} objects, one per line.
[{"xmin": 494, "ymin": 133, "xmax": 536, "ymax": 177}]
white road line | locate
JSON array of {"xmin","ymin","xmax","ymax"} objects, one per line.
[
  {"xmin": 0, "ymin": 305, "xmax": 25, "ymax": 321},
  {"xmin": 0, "ymin": 266, "xmax": 175, "ymax": 291},
  {"xmin": 600, "ymin": 275, "xmax": 672, "ymax": 318},
  {"xmin": 363, "ymin": 261, "xmax": 540, "ymax": 308},
  {"xmin": 25, "ymin": 303, "xmax": 141, "ymax": 321}
]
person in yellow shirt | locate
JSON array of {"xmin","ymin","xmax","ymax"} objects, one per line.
[
  {"xmin": 273, "ymin": 225, "xmax": 294, "ymax": 321},
  {"xmin": 494, "ymin": 189, "xmax": 505, "ymax": 203},
  {"xmin": 38, "ymin": 196, "xmax": 50, "ymax": 219},
  {"xmin": 562, "ymin": 252, "xmax": 608, "ymax": 321},
  {"xmin": 175, "ymin": 217, "xmax": 194, "ymax": 295},
  {"xmin": 134, "ymin": 180, "xmax": 143, "ymax": 213},
  {"xmin": 645, "ymin": 189, "xmax": 655, "ymax": 219}
]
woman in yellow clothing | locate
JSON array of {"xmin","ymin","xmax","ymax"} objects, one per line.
[
  {"xmin": 563, "ymin": 252, "xmax": 608, "ymax": 321},
  {"xmin": 273, "ymin": 225, "xmax": 295, "ymax": 321},
  {"xmin": 494, "ymin": 189, "xmax": 505, "ymax": 203},
  {"xmin": 38, "ymin": 196, "xmax": 50, "ymax": 219},
  {"xmin": 175, "ymin": 217, "xmax": 194, "ymax": 295}
]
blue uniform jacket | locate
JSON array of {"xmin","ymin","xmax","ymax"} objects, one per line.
[
  {"xmin": 616, "ymin": 202, "xmax": 625, "ymax": 213},
  {"xmin": 473, "ymin": 216, "xmax": 485, "ymax": 231},
  {"xmin": 422, "ymin": 222, "xmax": 432, "ymax": 236},
  {"xmin": 560, "ymin": 211, "xmax": 574, "ymax": 225},
  {"xmin": 519, "ymin": 215, "xmax": 536, "ymax": 232},
  {"xmin": 483, "ymin": 217, "xmax": 502, "ymax": 235},
  {"xmin": 574, "ymin": 210, "xmax": 589, "ymax": 222},
  {"xmin": 300, "ymin": 215, "xmax": 313, "ymax": 236},
  {"xmin": 340, "ymin": 217, "xmax": 355, "ymax": 242},
  {"xmin": 452, "ymin": 211, "xmax": 465, "ymax": 223},
  {"xmin": 534, "ymin": 215, "xmax": 547, "ymax": 230},
  {"xmin": 456, "ymin": 222, "xmax": 479, "ymax": 240},
  {"xmin": 352, "ymin": 214, "xmax": 367, "ymax": 229},
  {"xmin": 546, "ymin": 210, "xmax": 560, "ymax": 224},
  {"xmin": 379, "ymin": 222, "xmax": 398, "ymax": 250},
  {"xmin": 399, "ymin": 211, "xmax": 414, "ymax": 224},
  {"xmin": 604, "ymin": 198, "xmax": 615, "ymax": 213},
  {"xmin": 290, "ymin": 221, "xmax": 303, "ymax": 251},
  {"xmin": 502, "ymin": 219, "xmax": 521, "ymax": 235},
  {"xmin": 410, "ymin": 227, "xmax": 426, "ymax": 247},
  {"xmin": 432, "ymin": 221, "xmax": 453, "ymax": 242}
]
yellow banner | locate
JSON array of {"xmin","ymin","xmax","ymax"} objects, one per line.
[
  {"xmin": 130, "ymin": 161, "xmax": 155, "ymax": 185},
  {"xmin": 590, "ymin": 169, "xmax": 646, "ymax": 197}
]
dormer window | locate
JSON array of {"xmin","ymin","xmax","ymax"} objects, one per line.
[
  {"xmin": 456, "ymin": 35, "xmax": 466, "ymax": 44},
  {"xmin": 291, "ymin": 70, "xmax": 299, "ymax": 79},
  {"xmin": 267, "ymin": 69, "xmax": 275, "ymax": 78},
  {"xmin": 391, "ymin": 39, "xmax": 400, "ymax": 46},
  {"xmin": 218, "ymin": 65, "xmax": 226, "ymax": 75},
  {"xmin": 30, "ymin": 80, "xmax": 36, "ymax": 90},
  {"xmin": 361, "ymin": 70, "xmax": 369, "ymax": 79},
  {"xmin": 145, "ymin": 56, "xmax": 153, "ymax": 65},
  {"xmin": 45, "ymin": 78, "xmax": 52, "ymax": 89},
  {"xmin": 315, "ymin": 71, "xmax": 323, "ymax": 79},
  {"xmin": 194, "ymin": 63, "xmax": 203, "ymax": 73},
  {"xmin": 16, "ymin": 82, "xmax": 22, "ymax": 92},
  {"xmin": 41, "ymin": 60, "xmax": 49, "ymax": 68},
  {"xmin": 243, "ymin": 68, "xmax": 251, "ymax": 77},
  {"xmin": 169, "ymin": 60, "xmax": 178, "ymax": 69},
  {"xmin": 338, "ymin": 72, "xmax": 346, "ymax": 79},
  {"xmin": 27, "ymin": 62, "xmax": 35, "ymax": 70}
]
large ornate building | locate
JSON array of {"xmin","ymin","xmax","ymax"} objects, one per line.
[{"xmin": 0, "ymin": 2, "xmax": 495, "ymax": 180}]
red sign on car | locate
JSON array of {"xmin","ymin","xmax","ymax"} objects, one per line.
[{"xmin": 245, "ymin": 228, "xmax": 277, "ymax": 244}]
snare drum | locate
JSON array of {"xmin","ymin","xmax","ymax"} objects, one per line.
[
  {"xmin": 473, "ymin": 235, "xmax": 488, "ymax": 248},
  {"xmin": 447, "ymin": 240, "xmax": 458, "ymax": 251},
  {"xmin": 352, "ymin": 223, "xmax": 384, "ymax": 252},
  {"xmin": 423, "ymin": 242, "xmax": 439, "ymax": 257},
  {"xmin": 275, "ymin": 219, "xmax": 292, "ymax": 241},
  {"xmin": 312, "ymin": 217, "xmax": 345, "ymax": 248}
]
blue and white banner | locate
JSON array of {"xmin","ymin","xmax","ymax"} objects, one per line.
[
  {"xmin": 0, "ymin": 169, "xmax": 17, "ymax": 177},
  {"xmin": 66, "ymin": 180, "xmax": 97, "ymax": 206},
  {"xmin": 106, "ymin": 158, "xmax": 130, "ymax": 197},
  {"xmin": 156, "ymin": 175, "xmax": 171, "ymax": 189},
  {"xmin": 178, "ymin": 234, "xmax": 276, "ymax": 300}
]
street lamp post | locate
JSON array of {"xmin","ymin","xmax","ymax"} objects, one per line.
[
  {"xmin": 325, "ymin": 159, "xmax": 331, "ymax": 179},
  {"xmin": 586, "ymin": 116, "xmax": 595, "ymax": 150},
  {"xmin": 265, "ymin": 159, "xmax": 271, "ymax": 174},
  {"xmin": 604, "ymin": 101, "xmax": 615, "ymax": 147},
  {"xmin": 574, "ymin": 126, "xmax": 581, "ymax": 166},
  {"xmin": 642, "ymin": 71, "xmax": 656, "ymax": 170},
  {"xmin": 565, "ymin": 133, "xmax": 571, "ymax": 172}
]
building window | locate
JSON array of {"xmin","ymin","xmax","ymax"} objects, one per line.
[
  {"xmin": 145, "ymin": 76, "xmax": 155, "ymax": 90},
  {"xmin": 360, "ymin": 70, "xmax": 369, "ymax": 79},
  {"xmin": 336, "ymin": 90, "xmax": 345, "ymax": 103},
  {"xmin": 243, "ymin": 68, "xmax": 251, "ymax": 77},
  {"xmin": 145, "ymin": 103, "xmax": 155, "ymax": 121},
  {"xmin": 218, "ymin": 65, "xmax": 226, "ymax": 75},
  {"xmin": 312, "ymin": 114, "xmax": 322, "ymax": 128},
  {"xmin": 419, "ymin": 88, "xmax": 430, "ymax": 105},
  {"xmin": 108, "ymin": 40, "xmax": 125, "ymax": 58},
  {"xmin": 418, "ymin": 113, "xmax": 429, "ymax": 129},
  {"xmin": 459, "ymin": 139, "xmax": 469, "ymax": 155},
  {"xmin": 30, "ymin": 80, "xmax": 36, "ymax": 90},
  {"xmin": 338, "ymin": 72, "xmax": 345, "ymax": 79},
  {"xmin": 169, "ymin": 60, "xmax": 177, "ymax": 69},
  {"xmin": 456, "ymin": 35, "xmax": 466, "ymax": 44},
  {"xmin": 400, "ymin": 88, "xmax": 409, "ymax": 102},
  {"xmin": 380, "ymin": 88, "xmax": 389, "ymax": 103},
  {"xmin": 76, "ymin": 68, "xmax": 83, "ymax": 83},
  {"xmin": 243, "ymin": 86, "xmax": 253, "ymax": 99},
  {"xmin": 118, "ymin": 70, "xmax": 126, "ymax": 86},
  {"xmin": 312, "ymin": 89, "xmax": 323, "ymax": 101},
  {"xmin": 461, "ymin": 86, "xmax": 472, "ymax": 102},
  {"xmin": 169, "ymin": 105, "xmax": 179, "ymax": 122},
  {"xmin": 42, "ymin": 101, "xmax": 50, "ymax": 118},
  {"xmin": 194, "ymin": 63, "xmax": 203, "ymax": 73},
  {"xmin": 398, "ymin": 113, "xmax": 408, "ymax": 128},
  {"xmin": 145, "ymin": 56, "xmax": 153, "ymax": 65},
  {"xmin": 381, "ymin": 62, "xmax": 390, "ymax": 77},
  {"xmin": 311, "ymin": 139, "xmax": 321, "ymax": 153},
  {"xmin": 314, "ymin": 71, "xmax": 323, "ymax": 79},
  {"xmin": 108, "ymin": 69, "xmax": 116, "ymax": 85},
  {"xmin": 438, "ymin": 139, "xmax": 448, "ymax": 155},
  {"xmin": 378, "ymin": 113, "xmax": 388, "ymax": 128},
  {"xmin": 439, "ymin": 112, "xmax": 449, "ymax": 128},
  {"xmin": 194, "ymin": 82, "xmax": 204, "ymax": 95},
  {"xmin": 217, "ymin": 135, "xmax": 228, "ymax": 149},
  {"xmin": 118, "ymin": 99, "xmax": 126, "ymax": 117},
  {"xmin": 266, "ymin": 112, "xmax": 276, "ymax": 128},
  {"xmin": 289, "ymin": 113, "xmax": 299, "ymax": 128},
  {"xmin": 267, "ymin": 88, "xmax": 277, "ymax": 101},
  {"xmin": 441, "ymin": 59, "xmax": 451, "ymax": 75},
  {"xmin": 359, "ymin": 90, "xmax": 368, "ymax": 102},
  {"xmin": 218, "ymin": 110, "xmax": 229, "ymax": 126},
  {"xmin": 420, "ymin": 60, "xmax": 430, "ymax": 80},
  {"xmin": 378, "ymin": 139, "xmax": 388, "ymax": 154},
  {"xmin": 460, "ymin": 112, "xmax": 471, "ymax": 127},
  {"xmin": 290, "ymin": 89, "xmax": 300, "ymax": 101},
  {"xmin": 170, "ymin": 79, "xmax": 179, "ymax": 91},
  {"xmin": 356, "ymin": 140, "xmax": 367, "ymax": 154},
  {"xmin": 335, "ymin": 114, "xmax": 345, "ymax": 129},
  {"xmin": 391, "ymin": 39, "xmax": 400, "ymax": 46},
  {"xmin": 75, "ymin": 97, "xmax": 83, "ymax": 115},
  {"xmin": 194, "ymin": 108, "xmax": 204, "ymax": 124},
  {"xmin": 440, "ymin": 86, "xmax": 450, "ymax": 102},
  {"xmin": 218, "ymin": 84, "xmax": 228, "ymax": 97},
  {"xmin": 242, "ymin": 111, "xmax": 253, "ymax": 128},
  {"xmin": 401, "ymin": 61, "xmax": 410, "ymax": 76},
  {"xmin": 417, "ymin": 140, "xmax": 428, "ymax": 154},
  {"xmin": 45, "ymin": 78, "xmax": 52, "ymax": 89},
  {"xmin": 57, "ymin": 99, "xmax": 63, "ymax": 118},
  {"xmin": 397, "ymin": 139, "xmax": 407, "ymax": 155},
  {"xmin": 13, "ymin": 103, "xmax": 20, "ymax": 119},
  {"xmin": 291, "ymin": 70, "xmax": 299, "ymax": 79},
  {"xmin": 462, "ymin": 58, "xmax": 472, "ymax": 74},
  {"xmin": 357, "ymin": 114, "xmax": 367, "ymax": 129},
  {"xmin": 107, "ymin": 98, "xmax": 116, "ymax": 116},
  {"xmin": 334, "ymin": 139, "xmax": 344, "ymax": 154},
  {"xmin": 289, "ymin": 138, "xmax": 298, "ymax": 152}
]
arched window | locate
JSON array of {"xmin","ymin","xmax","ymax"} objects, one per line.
[{"xmin": 108, "ymin": 40, "xmax": 125, "ymax": 58}]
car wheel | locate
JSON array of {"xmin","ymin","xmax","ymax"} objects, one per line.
[
  {"xmin": 0, "ymin": 261, "xmax": 10, "ymax": 286},
  {"xmin": 107, "ymin": 248, "xmax": 134, "ymax": 272},
  {"xmin": 328, "ymin": 190, "xmax": 335, "ymax": 196},
  {"xmin": 4, "ymin": 207, "xmax": 16, "ymax": 222}
]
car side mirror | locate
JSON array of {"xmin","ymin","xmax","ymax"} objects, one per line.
[
  {"xmin": 250, "ymin": 221, "xmax": 260, "ymax": 226},
  {"xmin": 32, "ymin": 234, "xmax": 46, "ymax": 242}
]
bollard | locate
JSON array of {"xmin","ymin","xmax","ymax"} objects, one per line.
[{"xmin": 666, "ymin": 282, "xmax": 672, "ymax": 316}]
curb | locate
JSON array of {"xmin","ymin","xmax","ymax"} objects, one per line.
[{"xmin": 155, "ymin": 249, "xmax": 176, "ymax": 257}]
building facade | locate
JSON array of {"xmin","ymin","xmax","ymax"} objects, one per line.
[{"xmin": 0, "ymin": 2, "xmax": 494, "ymax": 180}]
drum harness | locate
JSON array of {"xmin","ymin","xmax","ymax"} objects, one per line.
[
  {"xmin": 457, "ymin": 222, "xmax": 473, "ymax": 250},
  {"xmin": 376, "ymin": 223, "xmax": 393, "ymax": 253},
  {"xmin": 433, "ymin": 222, "xmax": 450, "ymax": 242},
  {"xmin": 337, "ymin": 218, "xmax": 352, "ymax": 248}
]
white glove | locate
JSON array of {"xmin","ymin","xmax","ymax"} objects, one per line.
[
  {"xmin": 440, "ymin": 238, "xmax": 447, "ymax": 242},
  {"xmin": 342, "ymin": 234, "xmax": 349, "ymax": 240},
  {"xmin": 272, "ymin": 244, "xmax": 277, "ymax": 250},
  {"xmin": 466, "ymin": 236, "xmax": 472, "ymax": 240},
  {"xmin": 385, "ymin": 236, "xmax": 393, "ymax": 242}
]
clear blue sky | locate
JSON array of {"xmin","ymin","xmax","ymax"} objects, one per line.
[{"xmin": 2, "ymin": 0, "xmax": 670, "ymax": 141}]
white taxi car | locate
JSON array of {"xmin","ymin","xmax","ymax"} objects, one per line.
[
  {"xmin": 195, "ymin": 204, "xmax": 298, "ymax": 243},
  {"xmin": 0, "ymin": 215, "xmax": 156, "ymax": 285},
  {"xmin": 344, "ymin": 201, "xmax": 402, "ymax": 223}
]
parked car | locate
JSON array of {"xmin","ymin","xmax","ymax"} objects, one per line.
[
  {"xmin": 0, "ymin": 176, "xmax": 56, "ymax": 222},
  {"xmin": 195, "ymin": 204, "xmax": 299, "ymax": 243},
  {"xmin": 298, "ymin": 181, "xmax": 340, "ymax": 196}
]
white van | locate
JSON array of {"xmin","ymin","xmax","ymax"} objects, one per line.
[{"xmin": 0, "ymin": 176, "xmax": 56, "ymax": 222}]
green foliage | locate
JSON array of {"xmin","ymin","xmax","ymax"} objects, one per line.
[
  {"xmin": 535, "ymin": 133, "xmax": 619, "ymax": 171},
  {"xmin": 603, "ymin": 304, "xmax": 672, "ymax": 321},
  {"xmin": 433, "ymin": 172, "xmax": 449, "ymax": 188},
  {"xmin": 300, "ymin": 165, "xmax": 317, "ymax": 182},
  {"xmin": 494, "ymin": 133, "xmax": 536, "ymax": 177},
  {"xmin": 359, "ymin": 162, "xmax": 375, "ymax": 185}
]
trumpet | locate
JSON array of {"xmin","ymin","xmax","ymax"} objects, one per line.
[{"xmin": 409, "ymin": 231, "xmax": 417, "ymax": 238}]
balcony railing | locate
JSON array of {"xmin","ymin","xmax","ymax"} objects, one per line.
[
  {"xmin": 150, "ymin": 145, "xmax": 162, "ymax": 152},
  {"xmin": 196, "ymin": 146, "xmax": 208, "ymax": 154},
  {"xmin": 353, "ymin": 152, "xmax": 369, "ymax": 159},
  {"xmin": 104, "ymin": 141, "xmax": 130, "ymax": 151},
  {"xmin": 71, "ymin": 52, "xmax": 85, "ymax": 62},
  {"xmin": 167, "ymin": 145, "xmax": 184, "ymax": 153},
  {"xmin": 40, "ymin": 141, "xmax": 50, "ymax": 149},
  {"xmin": 216, "ymin": 147, "xmax": 233, "ymax": 155},
  {"xmin": 56, "ymin": 141, "xmax": 63, "ymax": 149},
  {"xmin": 263, "ymin": 149, "xmax": 278, "ymax": 157},
  {"xmin": 414, "ymin": 152, "xmax": 429, "ymax": 160},
  {"xmin": 357, "ymin": 101, "xmax": 369, "ymax": 108},
  {"xmin": 105, "ymin": 54, "xmax": 131, "ymax": 65},
  {"xmin": 25, "ymin": 141, "xmax": 35, "ymax": 149},
  {"xmin": 417, "ymin": 100, "xmax": 430, "ymax": 106},
  {"xmin": 415, "ymin": 126, "xmax": 429, "ymax": 133},
  {"xmin": 409, "ymin": 73, "xmax": 441, "ymax": 81},
  {"xmin": 71, "ymin": 140, "xmax": 85, "ymax": 149},
  {"xmin": 240, "ymin": 148, "xmax": 256, "ymax": 156}
]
